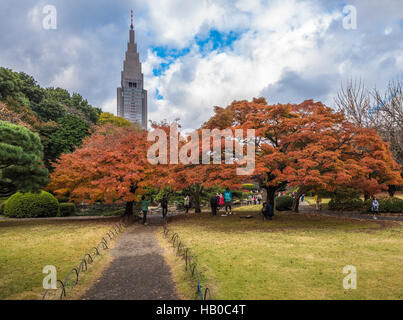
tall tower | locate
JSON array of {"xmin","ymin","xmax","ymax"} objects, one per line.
[{"xmin": 117, "ymin": 10, "xmax": 147, "ymax": 128}]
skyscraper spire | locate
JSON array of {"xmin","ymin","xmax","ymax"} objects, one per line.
[{"xmin": 117, "ymin": 9, "xmax": 148, "ymax": 128}]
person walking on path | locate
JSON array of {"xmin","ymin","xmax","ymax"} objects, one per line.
[
  {"xmin": 372, "ymin": 196, "xmax": 379, "ymax": 220},
  {"xmin": 141, "ymin": 195, "xmax": 150, "ymax": 225},
  {"xmin": 247, "ymin": 194, "xmax": 252, "ymax": 205},
  {"xmin": 301, "ymin": 194, "xmax": 305, "ymax": 203},
  {"xmin": 210, "ymin": 194, "xmax": 219, "ymax": 216},
  {"xmin": 161, "ymin": 195, "xmax": 168, "ymax": 219},
  {"xmin": 224, "ymin": 187, "xmax": 233, "ymax": 215},
  {"xmin": 184, "ymin": 195, "xmax": 190, "ymax": 213}
]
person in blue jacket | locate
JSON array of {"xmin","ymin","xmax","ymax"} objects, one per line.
[{"xmin": 223, "ymin": 187, "xmax": 233, "ymax": 215}]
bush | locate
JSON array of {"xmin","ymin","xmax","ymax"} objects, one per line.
[
  {"xmin": 57, "ymin": 197, "xmax": 70, "ymax": 204},
  {"xmin": 364, "ymin": 198, "xmax": 403, "ymax": 213},
  {"xmin": 59, "ymin": 203, "xmax": 76, "ymax": 216},
  {"xmin": 276, "ymin": 196, "xmax": 293, "ymax": 211},
  {"xmin": 328, "ymin": 198, "xmax": 363, "ymax": 211},
  {"xmin": 0, "ymin": 200, "xmax": 6, "ymax": 214},
  {"xmin": 4, "ymin": 191, "xmax": 59, "ymax": 218}
]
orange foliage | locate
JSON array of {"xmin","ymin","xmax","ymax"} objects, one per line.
[
  {"xmin": 48, "ymin": 124, "xmax": 154, "ymax": 204},
  {"xmin": 205, "ymin": 98, "xmax": 402, "ymax": 200}
]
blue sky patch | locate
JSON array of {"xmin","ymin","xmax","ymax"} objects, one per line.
[
  {"xmin": 155, "ymin": 89, "xmax": 164, "ymax": 100},
  {"xmin": 152, "ymin": 28, "xmax": 244, "ymax": 76},
  {"xmin": 195, "ymin": 29, "xmax": 243, "ymax": 54}
]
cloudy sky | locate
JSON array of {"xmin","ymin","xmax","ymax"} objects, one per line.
[{"xmin": 0, "ymin": 0, "xmax": 402, "ymax": 130}]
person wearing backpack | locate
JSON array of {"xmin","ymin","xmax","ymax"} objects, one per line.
[
  {"xmin": 161, "ymin": 195, "xmax": 168, "ymax": 219},
  {"xmin": 224, "ymin": 187, "xmax": 233, "ymax": 215}
]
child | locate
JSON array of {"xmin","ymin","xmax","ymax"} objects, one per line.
[
  {"xmin": 372, "ymin": 197, "xmax": 379, "ymax": 220},
  {"xmin": 219, "ymin": 193, "xmax": 224, "ymax": 207},
  {"xmin": 141, "ymin": 195, "xmax": 150, "ymax": 225}
]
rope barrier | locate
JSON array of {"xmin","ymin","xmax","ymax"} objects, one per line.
[
  {"xmin": 42, "ymin": 215, "xmax": 133, "ymax": 300},
  {"xmin": 163, "ymin": 223, "xmax": 212, "ymax": 300}
]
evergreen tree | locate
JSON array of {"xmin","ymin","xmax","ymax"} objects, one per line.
[{"xmin": 0, "ymin": 121, "xmax": 48, "ymax": 196}]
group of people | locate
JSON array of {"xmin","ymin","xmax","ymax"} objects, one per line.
[
  {"xmin": 210, "ymin": 188, "xmax": 233, "ymax": 216},
  {"xmin": 138, "ymin": 193, "xmax": 194, "ymax": 225},
  {"xmin": 247, "ymin": 192, "xmax": 263, "ymax": 205}
]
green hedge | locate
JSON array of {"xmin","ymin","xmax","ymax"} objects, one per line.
[
  {"xmin": 328, "ymin": 198, "xmax": 363, "ymax": 211},
  {"xmin": 276, "ymin": 196, "xmax": 293, "ymax": 211},
  {"xmin": 0, "ymin": 200, "xmax": 6, "ymax": 214},
  {"xmin": 59, "ymin": 203, "xmax": 76, "ymax": 217},
  {"xmin": 364, "ymin": 198, "xmax": 403, "ymax": 213},
  {"xmin": 4, "ymin": 191, "xmax": 59, "ymax": 218}
]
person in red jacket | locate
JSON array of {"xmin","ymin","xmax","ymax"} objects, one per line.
[{"xmin": 219, "ymin": 193, "xmax": 224, "ymax": 207}]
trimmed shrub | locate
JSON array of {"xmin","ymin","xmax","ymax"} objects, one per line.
[
  {"xmin": 364, "ymin": 198, "xmax": 403, "ymax": 213},
  {"xmin": 4, "ymin": 191, "xmax": 59, "ymax": 218},
  {"xmin": 328, "ymin": 198, "xmax": 363, "ymax": 211},
  {"xmin": 276, "ymin": 196, "xmax": 293, "ymax": 211},
  {"xmin": 59, "ymin": 203, "xmax": 76, "ymax": 217},
  {"xmin": 0, "ymin": 200, "xmax": 6, "ymax": 214}
]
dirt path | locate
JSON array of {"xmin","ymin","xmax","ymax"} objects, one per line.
[{"xmin": 83, "ymin": 215, "xmax": 179, "ymax": 300}]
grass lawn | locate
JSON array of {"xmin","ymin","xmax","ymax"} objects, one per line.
[
  {"xmin": 303, "ymin": 196, "xmax": 331, "ymax": 206},
  {"xmin": 160, "ymin": 207, "xmax": 403, "ymax": 300},
  {"xmin": 0, "ymin": 218, "xmax": 119, "ymax": 300}
]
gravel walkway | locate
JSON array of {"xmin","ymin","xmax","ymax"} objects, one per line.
[{"xmin": 83, "ymin": 214, "xmax": 179, "ymax": 300}]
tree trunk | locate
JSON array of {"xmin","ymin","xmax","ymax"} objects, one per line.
[
  {"xmin": 193, "ymin": 184, "xmax": 201, "ymax": 213},
  {"xmin": 388, "ymin": 185, "xmax": 397, "ymax": 197},
  {"xmin": 264, "ymin": 186, "xmax": 277, "ymax": 208},
  {"xmin": 292, "ymin": 188, "xmax": 304, "ymax": 213},
  {"xmin": 125, "ymin": 201, "xmax": 134, "ymax": 216},
  {"xmin": 364, "ymin": 193, "xmax": 370, "ymax": 201}
]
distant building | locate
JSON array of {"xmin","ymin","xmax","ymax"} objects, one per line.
[{"xmin": 117, "ymin": 10, "xmax": 147, "ymax": 128}]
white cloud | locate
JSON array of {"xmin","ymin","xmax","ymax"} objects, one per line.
[
  {"xmin": 101, "ymin": 98, "xmax": 117, "ymax": 115},
  {"xmin": 138, "ymin": 0, "xmax": 403, "ymax": 129},
  {"xmin": 143, "ymin": 0, "xmax": 342, "ymax": 127},
  {"xmin": 1, "ymin": 0, "xmax": 402, "ymax": 130}
]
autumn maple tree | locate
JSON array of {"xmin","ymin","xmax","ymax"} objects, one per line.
[
  {"xmin": 148, "ymin": 121, "xmax": 243, "ymax": 212},
  {"xmin": 48, "ymin": 124, "xmax": 154, "ymax": 214},
  {"xmin": 204, "ymin": 98, "xmax": 402, "ymax": 211}
]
